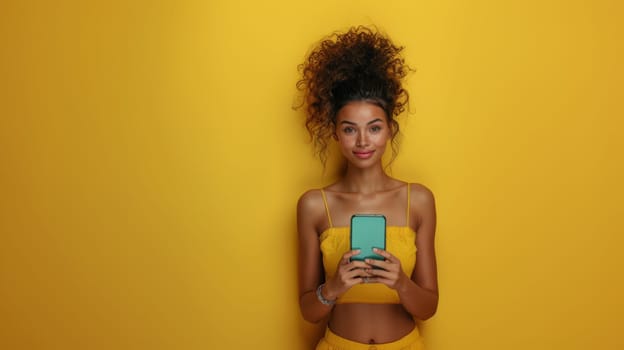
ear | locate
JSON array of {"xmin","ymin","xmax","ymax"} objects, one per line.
[{"xmin": 331, "ymin": 123, "xmax": 338, "ymax": 140}]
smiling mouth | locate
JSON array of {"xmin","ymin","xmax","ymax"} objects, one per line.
[{"xmin": 353, "ymin": 150, "xmax": 375, "ymax": 159}]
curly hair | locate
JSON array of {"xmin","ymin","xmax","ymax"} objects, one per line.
[{"xmin": 296, "ymin": 26, "xmax": 410, "ymax": 166}]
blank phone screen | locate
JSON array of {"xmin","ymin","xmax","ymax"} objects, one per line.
[{"xmin": 350, "ymin": 214, "xmax": 386, "ymax": 261}]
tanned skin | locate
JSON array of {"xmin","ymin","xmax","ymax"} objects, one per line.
[{"xmin": 298, "ymin": 101, "xmax": 438, "ymax": 344}]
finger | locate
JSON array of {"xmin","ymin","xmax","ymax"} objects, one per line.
[
  {"xmin": 337, "ymin": 261, "xmax": 370, "ymax": 277},
  {"xmin": 344, "ymin": 249, "xmax": 362, "ymax": 259},
  {"xmin": 343, "ymin": 271, "xmax": 373, "ymax": 286},
  {"xmin": 350, "ymin": 263, "xmax": 373, "ymax": 274},
  {"xmin": 346, "ymin": 260, "xmax": 372, "ymax": 270},
  {"xmin": 372, "ymin": 248, "xmax": 398, "ymax": 263},
  {"xmin": 341, "ymin": 249, "xmax": 362, "ymax": 264},
  {"xmin": 361, "ymin": 276, "xmax": 381, "ymax": 284},
  {"xmin": 344, "ymin": 269, "xmax": 372, "ymax": 281},
  {"xmin": 365, "ymin": 258, "xmax": 395, "ymax": 272},
  {"xmin": 366, "ymin": 268, "xmax": 395, "ymax": 280}
]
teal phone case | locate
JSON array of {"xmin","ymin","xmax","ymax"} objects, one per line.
[{"xmin": 350, "ymin": 214, "xmax": 386, "ymax": 261}]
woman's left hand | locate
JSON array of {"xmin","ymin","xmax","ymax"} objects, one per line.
[{"xmin": 364, "ymin": 248, "xmax": 410, "ymax": 291}]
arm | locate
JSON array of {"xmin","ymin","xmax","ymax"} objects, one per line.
[
  {"xmin": 297, "ymin": 190, "xmax": 372, "ymax": 323},
  {"xmin": 297, "ymin": 190, "xmax": 334, "ymax": 323},
  {"xmin": 400, "ymin": 183, "xmax": 439, "ymax": 319},
  {"xmin": 365, "ymin": 184, "xmax": 439, "ymax": 320}
]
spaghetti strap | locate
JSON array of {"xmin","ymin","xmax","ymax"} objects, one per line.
[
  {"xmin": 320, "ymin": 189, "xmax": 333, "ymax": 228},
  {"xmin": 406, "ymin": 183, "xmax": 411, "ymax": 225}
]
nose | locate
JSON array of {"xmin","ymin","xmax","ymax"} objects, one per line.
[{"xmin": 356, "ymin": 130, "xmax": 368, "ymax": 147}]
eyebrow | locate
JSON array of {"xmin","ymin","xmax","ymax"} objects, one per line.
[{"xmin": 339, "ymin": 118, "xmax": 384, "ymax": 125}]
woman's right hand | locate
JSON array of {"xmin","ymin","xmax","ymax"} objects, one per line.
[{"xmin": 323, "ymin": 250, "xmax": 372, "ymax": 300}]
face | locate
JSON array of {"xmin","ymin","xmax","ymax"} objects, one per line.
[{"xmin": 334, "ymin": 101, "xmax": 391, "ymax": 168}]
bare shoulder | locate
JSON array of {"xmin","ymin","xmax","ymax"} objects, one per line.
[
  {"xmin": 297, "ymin": 189, "xmax": 325, "ymax": 214},
  {"xmin": 409, "ymin": 182, "xmax": 435, "ymax": 207},
  {"xmin": 297, "ymin": 189, "xmax": 327, "ymax": 234},
  {"xmin": 408, "ymin": 183, "xmax": 436, "ymax": 234}
]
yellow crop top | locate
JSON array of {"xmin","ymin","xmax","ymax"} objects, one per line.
[{"xmin": 319, "ymin": 184, "xmax": 417, "ymax": 304}]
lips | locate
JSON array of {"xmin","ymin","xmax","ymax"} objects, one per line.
[{"xmin": 353, "ymin": 150, "xmax": 375, "ymax": 159}]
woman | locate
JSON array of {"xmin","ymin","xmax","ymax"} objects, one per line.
[{"xmin": 296, "ymin": 26, "xmax": 439, "ymax": 349}]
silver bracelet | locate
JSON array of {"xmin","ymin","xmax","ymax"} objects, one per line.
[{"xmin": 316, "ymin": 283, "xmax": 336, "ymax": 306}]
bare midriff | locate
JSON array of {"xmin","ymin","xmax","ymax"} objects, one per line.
[{"xmin": 329, "ymin": 303, "xmax": 415, "ymax": 344}]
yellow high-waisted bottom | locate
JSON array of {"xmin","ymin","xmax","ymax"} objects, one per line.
[{"xmin": 315, "ymin": 326, "xmax": 424, "ymax": 350}]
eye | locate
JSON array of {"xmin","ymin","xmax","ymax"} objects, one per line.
[
  {"xmin": 370, "ymin": 125, "xmax": 382, "ymax": 132},
  {"xmin": 342, "ymin": 126, "xmax": 356, "ymax": 134}
]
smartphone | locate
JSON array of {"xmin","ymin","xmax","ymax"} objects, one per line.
[{"xmin": 350, "ymin": 214, "xmax": 386, "ymax": 262}]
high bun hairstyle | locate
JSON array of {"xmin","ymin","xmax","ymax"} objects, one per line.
[{"xmin": 296, "ymin": 26, "xmax": 410, "ymax": 166}]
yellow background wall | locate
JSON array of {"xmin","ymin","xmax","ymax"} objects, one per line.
[{"xmin": 1, "ymin": 1, "xmax": 622, "ymax": 349}]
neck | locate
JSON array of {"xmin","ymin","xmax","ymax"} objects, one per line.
[{"xmin": 341, "ymin": 163, "xmax": 391, "ymax": 194}]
